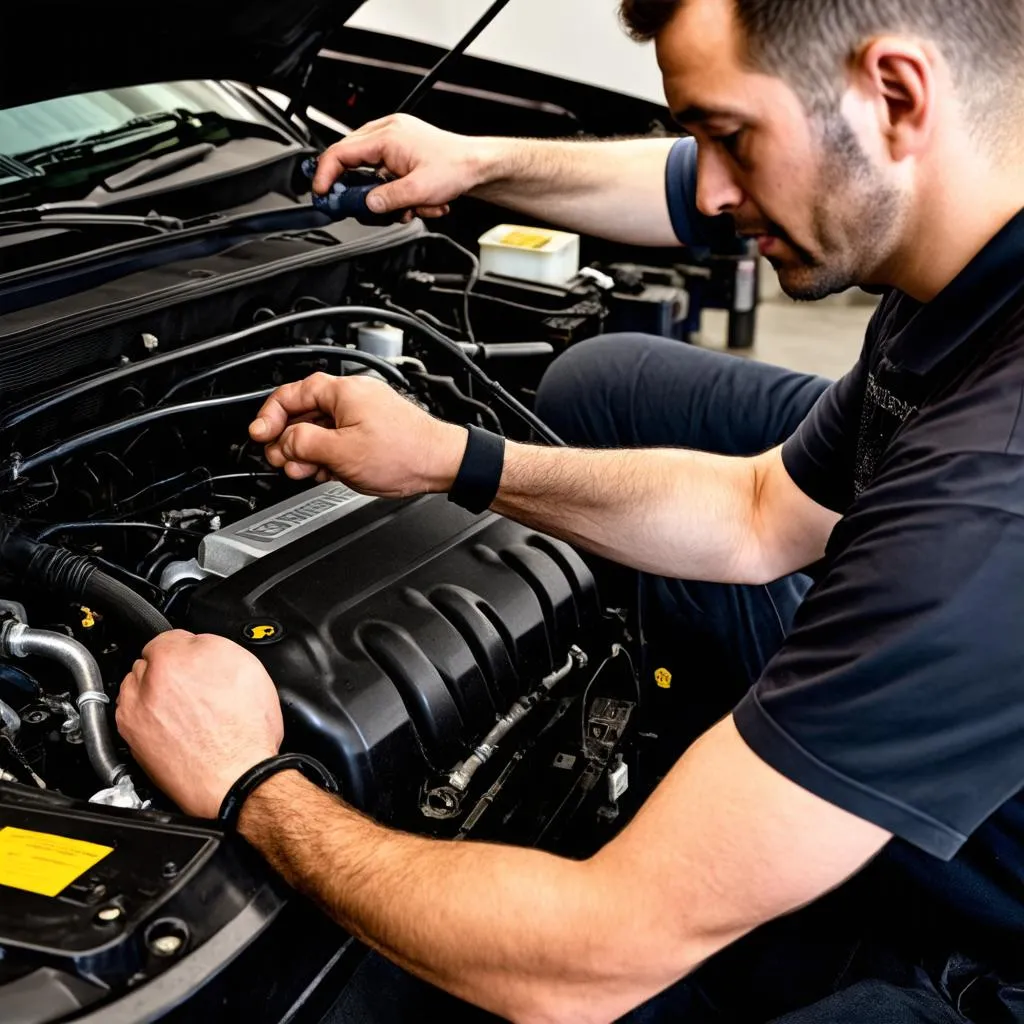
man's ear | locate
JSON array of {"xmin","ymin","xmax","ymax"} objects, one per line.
[{"xmin": 849, "ymin": 36, "xmax": 936, "ymax": 161}]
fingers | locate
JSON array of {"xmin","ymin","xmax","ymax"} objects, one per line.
[
  {"xmin": 415, "ymin": 204, "xmax": 451, "ymax": 219},
  {"xmin": 140, "ymin": 628, "xmax": 198, "ymax": 661},
  {"xmin": 363, "ymin": 174, "xmax": 436, "ymax": 215},
  {"xmin": 312, "ymin": 133, "xmax": 388, "ymax": 195},
  {"xmin": 250, "ymin": 372, "xmax": 340, "ymax": 445},
  {"xmin": 274, "ymin": 421, "xmax": 344, "ymax": 475}
]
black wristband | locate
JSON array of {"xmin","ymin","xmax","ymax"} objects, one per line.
[
  {"xmin": 217, "ymin": 752, "xmax": 338, "ymax": 830},
  {"xmin": 447, "ymin": 425, "xmax": 505, "ymax": 514}
]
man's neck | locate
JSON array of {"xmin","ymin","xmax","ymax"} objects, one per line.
[{"xmin": 884, "ymin": 164, "xmax": 1024, "ymax": 303}]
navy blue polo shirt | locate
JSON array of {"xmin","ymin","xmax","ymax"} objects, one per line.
[{"xmin": 726, "ymin": 208, "xmax": 1024, "ymax": 961}]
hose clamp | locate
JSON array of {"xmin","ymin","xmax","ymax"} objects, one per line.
[
  {"xmin": 77, "ymin": 691, "xmax": 111, "ymax": 709},
  {"xmin": 1, "ymin": 620, "xmax": 28, "ymax": 658}
]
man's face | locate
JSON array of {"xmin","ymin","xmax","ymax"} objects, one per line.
[{"xmin": 656, "ymin": 0, "xmax": 908, "ymax": 300}]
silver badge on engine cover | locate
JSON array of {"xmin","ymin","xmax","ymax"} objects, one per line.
[{"xmin": 198, "ymin": 482, "xmax": 375, "ymax": 577}]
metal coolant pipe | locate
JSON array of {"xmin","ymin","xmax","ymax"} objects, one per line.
[
  {"xmin": 448, "ymin": 647, "xmax": 587, "ymax": 793},
  {"xmin": 0, "ymin": 621, "xmax": 130, "ymax": 790}
]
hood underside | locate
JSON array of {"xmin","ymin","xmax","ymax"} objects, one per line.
[{"xmin": 0, "ymin": 0, "xmax": 364, "ymax": 109}]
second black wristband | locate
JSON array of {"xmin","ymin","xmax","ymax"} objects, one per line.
[{"xmin": 447, "ymin": 424, "xmax": 505, "ymax": 514}]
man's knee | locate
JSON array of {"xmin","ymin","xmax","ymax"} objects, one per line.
[{"xmin": 535, "ymin": 333, "xmax": 688, "ymax": 448}]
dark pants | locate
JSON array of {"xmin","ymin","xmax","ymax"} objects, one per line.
[{"xmin": 327, "ymin": 336, "xmax": 984, "ymax": 1024}]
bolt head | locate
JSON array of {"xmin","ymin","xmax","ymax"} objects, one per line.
[
  {"xmin": 96, "ymin": 906, "xmax": 122, "ymax": 923},
  {"xmin": 150, "ymin": 934, "xmax": 183, "ymax": 956}
]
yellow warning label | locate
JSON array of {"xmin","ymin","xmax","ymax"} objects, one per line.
[
  {"xmin": 499, "ymin": 229, "xmax": 553, "ymax": 250},
  {"xmin": 0, "ymin": 826, "xmax": 113, "ymax": 897},
  {"xmin": 654, "ymin": 668, "xmax": 673, "ymax": 690}
]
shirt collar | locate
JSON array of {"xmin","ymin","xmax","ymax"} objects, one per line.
[{"xmin": 883, "ymin": 206, "xmax": 1024, "ymax": 376}]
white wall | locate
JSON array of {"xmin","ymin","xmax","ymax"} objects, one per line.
[{"xmin": 347, "ymin": 0, "xmax": 668, "ymax": 105}]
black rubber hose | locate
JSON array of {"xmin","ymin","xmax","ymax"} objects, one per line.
[
  {"xmin": 0, "ymin": 527, "xmax": 172, "ymax": 636},
  {"xmin": 85, "ymin": 569, "xmax": 172, "ymax": 636}
]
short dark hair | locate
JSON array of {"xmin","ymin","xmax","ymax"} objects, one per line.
[{"xmin": 620, "ymin": 0, "xmax": 1024, "ymax": 129}]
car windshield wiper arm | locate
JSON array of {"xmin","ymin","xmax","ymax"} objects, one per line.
[
  {"xmin": 14, "ymin": 111, "xmax": 199, "ymax": 167},
  {"xmin": 0, "ymin": 209, "xmax": 184, "ymax": 238},
  {"xmin": 101, "ymin": 142, "xmax": 214, "ymax": 192}
]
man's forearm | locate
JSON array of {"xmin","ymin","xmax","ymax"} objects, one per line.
[
  {"xmin": 238, "ymin": 772, "xmax": 680, "ymax": 1023},
  {"xmin": 491, "ymin": 441, "xmax": 769, "ymax": 585},
  {"xmin": 470, "ymin": 136, "xmax": 680, "ymax": 246}
]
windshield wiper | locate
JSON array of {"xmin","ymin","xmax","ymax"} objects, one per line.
[
  {"xmin": 15, "ymin": 111, "xmax": 202, "ymax": 168},
  {"xmin": 0, "ymin": 204, "xmax": 185, "ymax": 240}
]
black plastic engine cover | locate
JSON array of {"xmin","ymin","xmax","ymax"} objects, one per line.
[{"xmin": 184, "ymin": 495, "xmax": 599, "ymax": 825}]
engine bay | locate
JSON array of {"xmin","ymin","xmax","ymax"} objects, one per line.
[{"xmin": 0, "ymin": 210, "xmax": 660, "ymax": 1018}]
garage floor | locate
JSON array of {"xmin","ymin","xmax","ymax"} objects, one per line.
[{"xmin": 697, "ymin": 291, "xmax": 878, "ymax": 382}]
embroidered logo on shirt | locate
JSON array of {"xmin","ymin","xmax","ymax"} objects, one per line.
[{"xmin": 854, "ymin": 373, "xmax": 918, "ymax": 497}]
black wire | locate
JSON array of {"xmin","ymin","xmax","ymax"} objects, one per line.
[
  {"xmin": 11, "ymin": 389, "xmax": 275, "ymax": 482},
  {"xmin": 393, "ymin": 0, "xmax": 515, "ymax": 116},
  {"xmin": 156, "ymin": 345, "xmax": 408, "ymax": 405},
  {"xmin": 408, "ymin": 370, "xmax": 504, "ymax": 435},
  {"xmin": 432, "ymin": 286, "xmax": 586, "ymax": 317},
  {"xmin": 35, "ymin": 521, "xmax": 207, "ymax": 542},
  {"xmin": 413, "ymin": 307, "xmax": 464, "ymax": 337},
  {"xmin": 0, "ymin": 307, "xmax": 559, "ymax": 445},
  {"xmin": 112, "ymin": 469, "xmax": 194, "ymax": 512},
  {"xmin": 424, "ymin": 234, "xmax": 479, "ymax": 345}
]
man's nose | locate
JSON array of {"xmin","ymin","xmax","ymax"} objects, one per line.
[{"xmin": 695, "ymin": 144, "xmax": 745, "ymax": 218}]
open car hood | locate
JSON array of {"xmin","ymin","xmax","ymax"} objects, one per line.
[{"xmin": 0, "ymin": 0, "xmax": 366, "ymax": 109}]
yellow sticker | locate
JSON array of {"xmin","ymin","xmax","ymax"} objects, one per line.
[
  {"xmin": 654, "ymin": 668, "xmax": 673, "ymax": 690},
  {"xmin": 0, "ymin": 826, "xmax": 113, "ymax": 897},
  {"xmin": 499, "ymin": 229, "xmax": 553, "ymax": 250}
]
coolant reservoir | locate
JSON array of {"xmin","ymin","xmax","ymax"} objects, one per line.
[{"xmin": 477, "ymin": 224, "xmax": 581, "ymax": 286}]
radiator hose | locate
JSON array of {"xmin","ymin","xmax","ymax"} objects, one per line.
[{"xmin": 0, "ymin": 525, "xmax": 172, "ymax": 635}]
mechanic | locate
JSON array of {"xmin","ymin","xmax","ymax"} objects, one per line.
[{"xmin": 115, "ymin": 0, "xmax": 1024, "ymax": 1021}]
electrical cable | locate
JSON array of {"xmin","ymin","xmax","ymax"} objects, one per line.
[
  {"xmin": 413, "ymin": 308, "xmax": 464, "ymax": 337},
  {"xmin": 0, "ymin": 307, "xmax": 560, "ymax": 445},
  {"xmin": 155, "ymin": 345, "xmax": 408, "ymax": 405},
  {"xmin": 431, "ymin": 286, "xmax": 587, "ymax": 317},
  {"xmin": 408, "ymin": 371, "xmax": 504, "ymax": 435},
  {"xmin": 7, "ymin": 389, "xmax": 275, "ymax": 483},
  {"xmin": 424, "ymin": 234, "xmax": 480, "ymax": 344},
  {"xmin": 35, "ymin": 521, "xmax": 207, "ymax": 542}
]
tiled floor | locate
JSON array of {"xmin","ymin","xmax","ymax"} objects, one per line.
[{"xmin": 697, "ymin": 294, "xmax": 877, "ymax": 382}]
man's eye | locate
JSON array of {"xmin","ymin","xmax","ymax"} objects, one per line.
[{"xmin": 711, "ymin": 130, "xmax": 744, "ymax": 154}]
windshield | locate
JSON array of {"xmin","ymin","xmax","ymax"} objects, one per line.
[
  {"xmin": 0, "ymin": 80, "xmax": 283, "ymax": 208},
  {"xmin": 1, "ymin": 81, "xmax": 266, "ymax": 159}
]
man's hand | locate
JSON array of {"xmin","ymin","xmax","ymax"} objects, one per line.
[
  {"xmin": 115, "ymin": 631, "xmax": 284, "ymax": 818},
  {"xmin": 312, "ymin": 113, "xmax": 491, "ymax": 220},
  {"xmin": 249, "ymin": 373, "xmax": 468, "ymax": 498}
]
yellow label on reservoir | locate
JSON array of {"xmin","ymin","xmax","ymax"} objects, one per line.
[
  {"xmin": 499, "ymin": 229, "xmax": 553, "ymax": 250},
  {"xmin": 0, "ymin": 826, "xmax": 113, "ymax": 897},
  {"xmin": 654, "ymin": 667, "xmax": 673, "ymax": 690}
]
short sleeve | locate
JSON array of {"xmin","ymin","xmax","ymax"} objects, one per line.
[
  {"xmin": 664, "ymin": 137, "xmax": 740, "ymax": 252},
  {"xmin": 778, "ymin": 295, "xmax": 901, "ymax": 513},
  {"xmin": 779, "ymin": 362, "xmax": 866, "ymax": 513},
  {"xmin": 734, "ymin": 447, "xmax": 1024, "ymax": 861}
]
